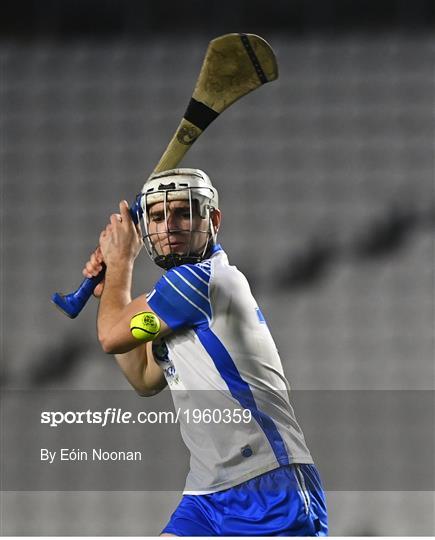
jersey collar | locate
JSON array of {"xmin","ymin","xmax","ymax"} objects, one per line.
[{"xmin": 210, "ymin": 243, "xmax": 223, "ymax": 256}]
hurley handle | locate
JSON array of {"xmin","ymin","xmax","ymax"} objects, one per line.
[{"xmin": 51, "ymin": 197, "xmax": 143, "ymax": 319}]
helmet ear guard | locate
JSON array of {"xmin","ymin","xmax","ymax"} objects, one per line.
[{"xmin": 140, "ymin": 168, "xmax": 219, "ymax": 270}]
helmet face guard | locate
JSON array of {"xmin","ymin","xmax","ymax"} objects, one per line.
[{"xmin": 140, "ymin": 169, "xmax": 219, "ymax": 270}]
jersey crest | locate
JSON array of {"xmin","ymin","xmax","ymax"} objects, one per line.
[{"xmin": 153, "ymin": 340, "xmax": 181, "ymax": 386}]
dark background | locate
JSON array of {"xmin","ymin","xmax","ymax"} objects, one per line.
[{"xmin": 2, "ymin": 0, "xmax": 435, "ymax": 37}]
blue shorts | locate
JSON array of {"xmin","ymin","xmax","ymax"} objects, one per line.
[{"xmin": 161, "ymin": 464, "xmax": 328, "ymax": 536}]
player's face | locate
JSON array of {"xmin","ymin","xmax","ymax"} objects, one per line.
[{"xmin": 147, "ymin": 199, "xmax": 210, "ymax": 257}]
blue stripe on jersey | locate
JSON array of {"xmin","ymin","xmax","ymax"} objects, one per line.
[
  {"xmin": 210, "ymin": 243, "xmax": 223, "ymax": 256},
  {"xmin": 165, "ymin": 270, "xmax": 212, "ymax": 319},
  {"xmin": 195, "ymin": 326, "xmax": 290, "ymax": 467},
  {"xmin": 148, "ymin": 278, "xmax": 209, "ymax": 330},
  {"xmin": 189, "ymin": 262, "xmax": 212, "ymax": 281},
  {"xmin": 173, "ymin": 266, "xmax": 210, "ymax": 298},
  {"xmin": 184, "ymin": 265, "xmax": 211, "ymax": 285},
  {"xmin": 147, "ymin": 256, "xmax": 216, "ymax": 332},
  {"xmin": 255, "ymin": 307, "xmax": 266, "ymax": 323}
]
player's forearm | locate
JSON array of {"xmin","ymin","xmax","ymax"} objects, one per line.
[
  {"xmin": 115, "ymin": 344, "xmax": 149, "ymax": 395},
  {"xmin": 115, "ymin": 343, "xmax": 166, "ymax": 397},
  {"xmin": 97, "ymin": 260, "xmax": 134, "ymax": 348}
]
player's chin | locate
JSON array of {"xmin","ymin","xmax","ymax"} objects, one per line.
[{"xmin": 162, "ymin": 244, "xmax": 189, "ymax": 256}]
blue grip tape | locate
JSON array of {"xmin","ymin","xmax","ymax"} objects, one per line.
[
  {"xmin": 52, "ymin": 197, "xmax": 143, "ymax": 318},
  {"xmin": 51, "ymin": 270, "xmax": 106, "ymax": 318}
]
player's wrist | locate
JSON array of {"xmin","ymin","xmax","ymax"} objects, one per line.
[
  {"xmin": 105, "ymin": 257, "xmax": 135, "ymax": 271},
  {"xmin": 103, "ymin": 260, "xmax": 134, "ymax": 291}
]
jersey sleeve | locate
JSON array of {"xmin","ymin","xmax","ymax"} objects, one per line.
[{"xmin": 147, "ymin": 263, "xmax": 212, "ymax": 331}]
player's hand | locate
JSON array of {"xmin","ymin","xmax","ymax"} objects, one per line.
[
  {"xmin": 99, "ymin": 200, "xmax": 143, "ymax": 267},
  {"xmin": 82, "ymin": 246, "xmax": 105, "ymax": 297}
]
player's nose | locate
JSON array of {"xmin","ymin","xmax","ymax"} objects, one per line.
[{"xmin": 166, "ymin": 211, "xmax": 181, "ymax": 230}]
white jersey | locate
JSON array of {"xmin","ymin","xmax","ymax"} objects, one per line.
[{"xmin": 148, "ymin": 244, "xmax": 313, "ymax": 494}]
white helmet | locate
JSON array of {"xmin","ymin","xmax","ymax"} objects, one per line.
[{"xmin": 140, "ymin": 168, "xmax": 219, "ymax": 269}]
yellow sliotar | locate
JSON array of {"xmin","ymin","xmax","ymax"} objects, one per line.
[{"xmin": 130, "ymin": 311, "xmax": 161, "ymax": 342}]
